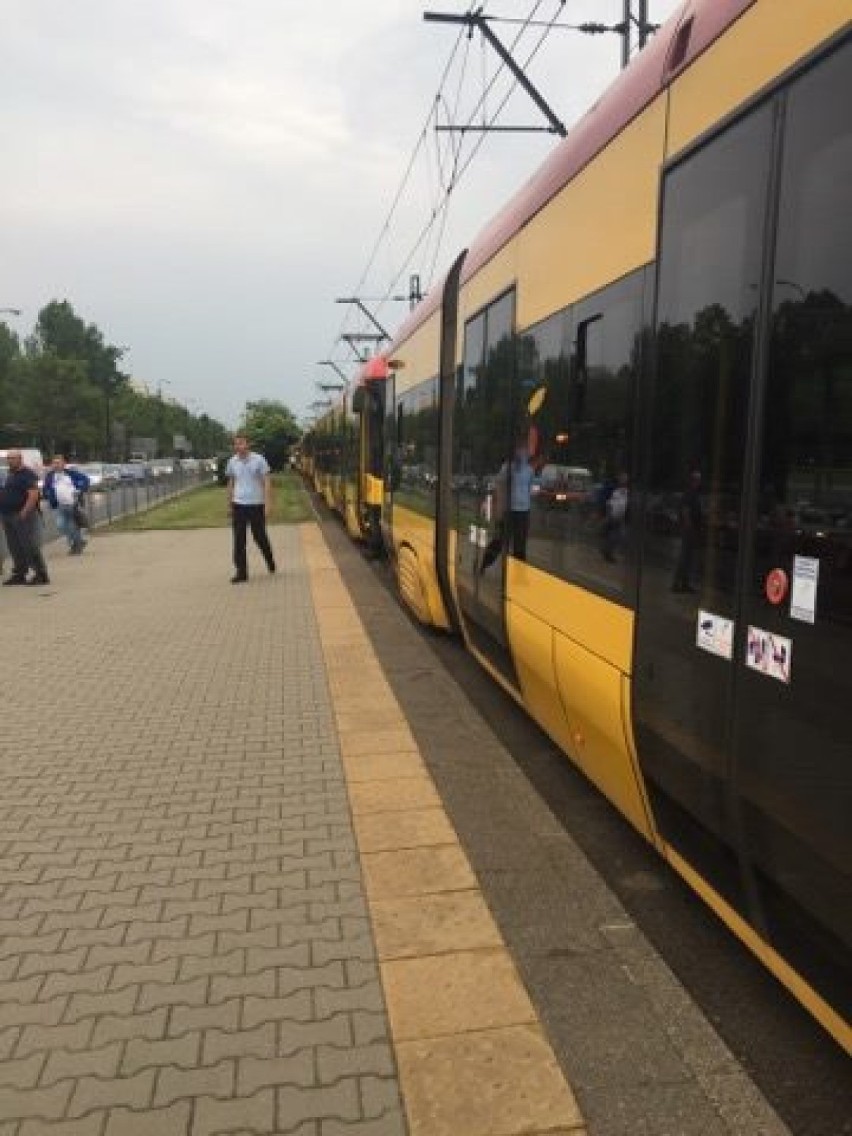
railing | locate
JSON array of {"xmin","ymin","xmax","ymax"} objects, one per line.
[{"xmin": 41, "ymin": 466, "xmax": 215, "ymax": 544}]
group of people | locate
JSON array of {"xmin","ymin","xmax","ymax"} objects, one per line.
[
  {"xmin": 1, "ymin": 435, "xmax": 278, "ymax": 589},
  {"xmin": 0, "ymin": 452, "xmax": 90, "ymax": 586}
]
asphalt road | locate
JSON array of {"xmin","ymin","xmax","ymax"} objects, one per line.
[{"xmin": 318, "ymin": 504, "xmax": 851, "ymax": 1136}]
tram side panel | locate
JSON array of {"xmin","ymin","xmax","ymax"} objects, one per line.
[
  {"xmin": 367, "ymin": 0, "xmax": 851, "ymax": 1049},
  {"xmin": 384, "ymin": 306, "xmax": 454, "ymax": 630},
  {"xmin": 635, "ymin": 29, "xmax": 852, "ymax": 1045}
]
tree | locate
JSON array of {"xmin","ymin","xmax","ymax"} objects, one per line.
[
  {"xmin": 0, "ymin": 322, "xmax": 21, "ymax": 437},
  {"xmin": 12, "ymin": 354, "xmax": 100, "ymax": 455},
  {"xmin": 240, "ymin": 400, "xmax": 301, "ymax": 469},
  {"xmin": 33, "ymin": 301, "xmax": 129, "ymax": 457}
]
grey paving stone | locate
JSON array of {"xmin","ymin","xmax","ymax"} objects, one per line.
[{"xmin": 0, "ymin": 527, "xmax": 404, "ymax": 1134}]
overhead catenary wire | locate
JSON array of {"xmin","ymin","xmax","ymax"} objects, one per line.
[
  {"xmin": 380, "ymin": 0, "xmax": 565, "ymax": 306},
  {"xmin": 424, "ymin": 0, "xmax": 564, "ymax": 287},
  {"xmin": 322, "ymin": 0, "xmax": 568, "ymax": 378},
  {"xmin": 374, "ymin": 0, "xmax": 550, "ymax": 324},
  {"xmin": 323, "ymin": 19, "xmax": 473, "ymax": 373}
]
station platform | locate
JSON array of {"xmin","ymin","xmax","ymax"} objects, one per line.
[{"xmin": 0, "ymin": 519, "xmax": 801, "ymax": 1135}]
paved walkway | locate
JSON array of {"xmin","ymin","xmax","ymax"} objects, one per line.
[{"xmin": 0, "ymin": 524, "xmax": 581, "ymax": 1135}]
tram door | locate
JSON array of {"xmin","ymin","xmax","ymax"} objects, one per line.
[
  {"xmin": 634, "ymin": 41, "xmax": 852, "ymax": 1016},
  {"xmin": 452, "ymin": 290, "xmax": 517, "ymax": 680},
  {"xmin": 380, "ymin": 369, "xmax": 397, "ymax": 552}
]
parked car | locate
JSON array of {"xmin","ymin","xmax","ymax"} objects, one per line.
[
  {"xmin": 535, "ymin": 464, "xmax": 593, "ymax": 509},
  {"xmin": 119, "ymin": 462, "xmax": 151, "ymax": 481},
  {"xmin": 72, "ymin": 462, "xmax": 120, "ymax": 490}
]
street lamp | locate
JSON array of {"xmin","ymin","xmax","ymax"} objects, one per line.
[
  {"xmin": 0, "ymin": 308, "xmax": 21, "ymax": 317},
  {"xmin": 101, "ymin": 345, "xmax": 129, "ymax": 461}
]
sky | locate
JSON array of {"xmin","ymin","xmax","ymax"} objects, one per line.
[{"xmin": 2, "ymin": 0, "xmax": 683, "ymax": 431}]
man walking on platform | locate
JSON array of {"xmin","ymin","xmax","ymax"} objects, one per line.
[
  {"xmin": 42, "ymin": 455, "xmax": 90, "ymax": 555},
  {"xmin": 0, "ymin": 449, "xmax": 50, "ymax": 586},
  {"xmin": 226, "ymin": 434, "xmax": 276, "ymax": 584}
]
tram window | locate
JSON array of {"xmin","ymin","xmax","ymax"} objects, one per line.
[
  {"xmin": 634, "ymin": 103, "xmax": 774, "ymax": 907},
  {"xmin": 454, "ymin": 293, "xmax": 515, "ymax": 492},
  {"xmin": 645, "ymin": 105, "xmax": 772, "ymax": 606},
  {"xmin": 521, "ymin": 271, "xmax": 643, "ymax": 601},
  {"xmin": 395, "ymin": 377, "xmax": 439, "ymax": 518},
  {"xmin": 758, "ymin": 44, "xmax": 852, "ymax": 622},
  {"xmin": 741, "ymin": 40, "xmax": 852, "ymax": 988},
  {"xmin": 365, "ymin": 387, "xmax": 384, "ymax": 479}
]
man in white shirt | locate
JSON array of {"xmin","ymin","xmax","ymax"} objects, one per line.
[
  {"xmin": 225, "ymin": 434, "xmax": 275, "ymax": 584},
  {"xmin": 42, "ymin": 455, "xmax": 91, "ymax": 556}
]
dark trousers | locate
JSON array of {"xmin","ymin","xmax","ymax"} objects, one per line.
[
  {"xmin": 672, "ymin": 530, "xmax": 698, "ymax": 590},
  {"xmin": 232, "ymin": 504, "xmax": 274, "ymax": 577},
  {"xmin": 2, "ymin": 512, "xmax": 49, "ymax": 579},
  {"xmin": 481, "ymin": 510, "xmax": 530, "ymax": 572}
]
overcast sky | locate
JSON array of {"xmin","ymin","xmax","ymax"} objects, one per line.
[{"xmin": 2, "ymin": 0, "xmax": 682, "ymax": 430}]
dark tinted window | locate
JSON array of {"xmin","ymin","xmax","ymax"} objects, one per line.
[
  {"xmin": 739, "ymin": 39, "xmax": 852, "ymax": 1010},
  {"xmin": 454, "ymin": 293, "xmax": 515, "ymax": 489},
  {"xmin": 520, "ymin": 271, "xmax": 644, "ymax": 600},
  {"xmin": 757, "ymin": 47, "xmax": 852, "ymax": 618},
  {"xmin": 396, "ymin": 376, "xmax": 439, "ymax": 518},
  {"xmin": 646, "ymin": 107, "xmax": 772, "ymax": 604},
  {"xmin": 633, "ymin": 103, "xmax": 774, "ymax": 899}
]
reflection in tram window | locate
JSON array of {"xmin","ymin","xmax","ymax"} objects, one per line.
[
  {"xmin": 739, "ymin": 39, "xmax": 852, "ymax": 1014},
  {"xmin": 395, "ymin": 377, "xmax": 439, "ymax": 519},
  {"xmin": 517, "ymin": 270, "xmax": 644, "ymax": 601},
  {"xmin": 635, "ymin": 101, "xmax": 775, "ymax": 906}
]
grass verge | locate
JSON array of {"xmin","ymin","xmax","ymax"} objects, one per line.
[{"xmin": 108, "ymin": 473, "xmax": 313, "ymax": 531}]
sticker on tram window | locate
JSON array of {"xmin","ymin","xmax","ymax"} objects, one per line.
[
  {"xmin": 790, "ymin": 555, "xmax": 819, "ymax": 624},
  {"xmin": 745, "ymin": 626, "xmax": 792, "ymax": 684},
  {"xmin": 696, "ymin": 610, "xmax": 733, "ymax": 660}
]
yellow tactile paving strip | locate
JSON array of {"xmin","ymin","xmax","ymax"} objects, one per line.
[{"xmin": 301, "ymin": 525, "xmax": 586, "ymax": 1136}]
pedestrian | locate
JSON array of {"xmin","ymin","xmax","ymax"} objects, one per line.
[
  {"xmin": 0, "ymin": 449, "xmax": 50, "ymax": 586},
  {"xmin": 601, "ymin": 470, "xmax": 629, "ymax": 563},
  {"xmin": 226, "ymin": 434, "xmax": 276, "ymax": 583},
  {"xmin": 480, "ymin": 437, "xmax": 536, "ymax": 573},
  {"xmin": 42, "ymin": 455, "xmax": 90, "ymax": 555},
  {"xmin": 672, "ymin": 468, "xmax": 703, "ymax": 593}
]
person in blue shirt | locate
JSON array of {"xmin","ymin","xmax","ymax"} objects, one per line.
[
  {"xmin": 225, "ymin": 434, "xmax": 276, "ymax": 584},
  {"xmin": 42, "ymin": 455, "xmax": 91, "ymax": 555},
  {"xmin": 481, "ymin": 437, "xmax": 536, "ymax": 573}
]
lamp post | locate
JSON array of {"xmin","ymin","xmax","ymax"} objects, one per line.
[
  {"xmin": 102, "ymin": 345, "xmax": 129, "ymax": 461},
  {"xmin": 157, "ymin": 379, "xmax": 172, "ymax": 457}
]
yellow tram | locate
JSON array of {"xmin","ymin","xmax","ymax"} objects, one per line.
[{"xmin": 307, "ymin": 0, "xmax": 852, "ymax": 1051}]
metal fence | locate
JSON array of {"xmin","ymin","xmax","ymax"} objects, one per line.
[{"xmin": 41, "ymin": 466, "xmax": 215, "ymax": 544}]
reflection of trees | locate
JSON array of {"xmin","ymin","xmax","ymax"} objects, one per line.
[
  {"xmin": 517, "ymin": 318, "xmax": 636, "ymax": 483},
  {"xmin": 455, "ymin": 335, "xmax": 515, "ymax": 477},
  {"xmin": 653, "ymin": 290, "xmax": 852, "ymax": 510},
  {"xmin": 653, "ymin": 302, "xmax": 751, "ymax": 496},
  {"xmin": 763, "ymin": 289, "xmax": 852, "ymax": 504}
]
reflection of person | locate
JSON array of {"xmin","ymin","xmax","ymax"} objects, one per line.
[
  {"xmin": 672, "ymin": 469, "xmax": 702, "ymax": 593},
  {"xmin": 226, "ymin": 435, "xmax": 276, "ymax": 584},
  {"xmin": 0, "ymin": 450, "xmax": 50, "ymax": 586},
  {"xmin": 481, "ymin": 439, "xmax": 535, "ymax": 572},
  {"xmin": 43, "ymin": 455, "xmax": 90, "ymax": 555},
  {"xmin": 601, "ymin": 470, "xmax": 629, "ymax": 563}
]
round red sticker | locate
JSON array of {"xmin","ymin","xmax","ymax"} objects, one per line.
[{"xmin": 765, "ymin": 568, "xmax": 789, "ymax": 605}]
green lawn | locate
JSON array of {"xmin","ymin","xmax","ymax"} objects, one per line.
[{"xmin": 109, "ymin": 473, "xmax": 313, "ymax": 531}]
